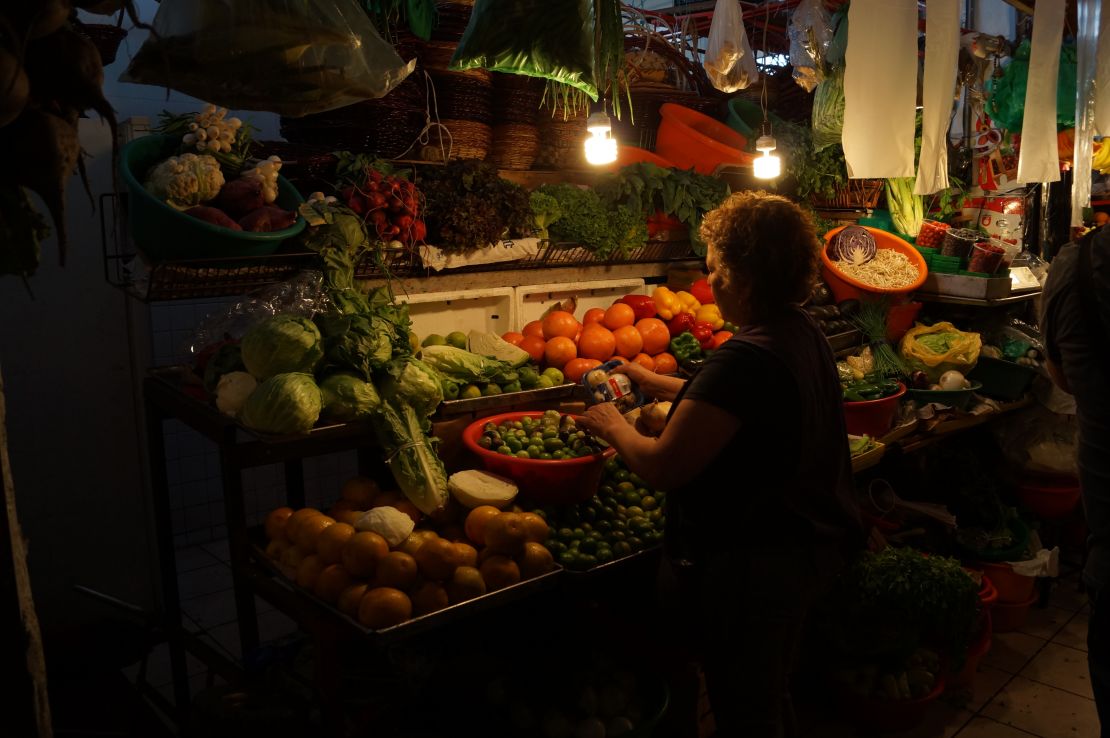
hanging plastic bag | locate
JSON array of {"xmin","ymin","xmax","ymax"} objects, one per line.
[
  {"xmin": 899, "ymin": 321, "xmax": 982, "ymax": 383},
  {"xmin": 986, "ymin": 40, "xmax": 1077, "ymax": 133},
  {"xmin": 121, "ymin": 0, "xmax": 416, "ymax": 117},
  {"xmin": 788, "ymin": 0, "xmax": 834, "ymax": 92},
  {"xmin": 450, "ymin": 0, "xmax": 597, "ymax": 98},
  {"xmin": 703, "ymin": 0, "xmax": 759, "ymax": 93},
  {"xmin": 811, "ymin": 67, "xmax": 845, "ymax": 151}
]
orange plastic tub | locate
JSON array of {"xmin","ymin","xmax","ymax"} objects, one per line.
[
  {"xmin": 822, "ymin": 226, "xmax": 929, "ymax": 303},
  {"xmin": 606, "ymin": 145, "xmax": 676, "ymax": 170},
  {"xmin": 975, "ymin": 561, "xmax": 1036, "ymax": 604},
  {"xmin": 655, "ymin": 103, "xmax": 752, "ymax": 174}
]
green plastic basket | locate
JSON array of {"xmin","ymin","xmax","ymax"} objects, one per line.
[
  {"xmin": 907, "ymin": 381, "xmax": 982, "ymax": 411},
  {"xmin": 967, "ymin": 356, "xmax": 1037, "ymax": 401},
  {"xmin": 119, "ymin": 135, "xmax": 306, "ymax": 261},
  {"xmin": 725, "ymin": 97, "xmax": 785, "ymax": 144}
]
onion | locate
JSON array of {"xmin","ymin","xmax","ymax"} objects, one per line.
[
  {"xmin": 938, "ymin": 370, "xmax": 970, "ymax": 390},
  {"xmin": 832, "ymin": 226, "xmax": 877, "ymax": 266}
]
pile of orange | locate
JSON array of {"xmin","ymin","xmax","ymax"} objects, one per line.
[
  {"xmin": 261, "ymin": 478, "xmax": 556, "ymax": 631},
  {"xmin": 504, "ymin": 303, "xmax": 678, "ymax": 382}
]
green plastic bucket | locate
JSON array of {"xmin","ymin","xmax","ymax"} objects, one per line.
[
  {"xmin": 725, "ymin": 97, "xmax": 785, "ymax": 144},
  {"xmin": 967, "ymin": 356, "xmax": 1037, "ymax": 401},
  {"xmin": 119, "ymin": 135, "xmax": 306, "ymax": 261}
]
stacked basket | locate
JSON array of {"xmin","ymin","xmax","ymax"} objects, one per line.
[
  {"xmin": 535, "ymin": 101, "xmax": 589, "ymax": 170},
  {"xmin": 420, "ymin": 40, "xmax": 493, "ymax": 161},
  {"xmin": 488, "ymin": 73, "xmax": 544, "ymax": 169}
]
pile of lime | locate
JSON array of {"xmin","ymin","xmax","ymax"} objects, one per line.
[
  {"xmin": 477, "ymin": 410, "xmax": 604, "ymax": 460},
  {"xmin": 456, "ymin": 366, "xmax": 566, "ymax": 400},
  {"xmin": 536, "ymin": 455, "xmax": 665, "ymax": 571}
]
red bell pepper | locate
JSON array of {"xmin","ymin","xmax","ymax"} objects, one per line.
[
  {"xmin": 691, "ymin": 321, "xmax": 715, "ymax": 350},
  {"xmin": 667, "ymin": 313, "xmax": 696, "ymax": 337},
  {"xmin": 690, "ymin": 278, "xmax": 715, "ymax": 305},
  {"xmin": 619, "ymin": 294, "xmax": 657, "ymax": 322},
  {"xmin": 709, "ymin": 330, "xmax": 733, "ymax": 350}
]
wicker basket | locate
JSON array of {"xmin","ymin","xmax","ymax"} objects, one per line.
[
  {"xmin": 77, "ymin": 23, "xmax": 128, "ymax": 66},
  {"xmin": 431, "ymin": 2, "xmax": 475, "ymax": 41},
  {"xmin": 428, "ymin": 71, "xmax": 492, "ymax": 124},
  {"xmin": 536, "ymin": 104, "xmax": 588, "ymax": 169},
  {"xmin": 492, "ymin": 72, "xmax": 544, "ymax": 126},
  {"xmin": 488, "ymin": 123, "xmax": 539, "ymax": 169},
  {"xmin": 809, "ymin": 179, "xmax": 885, "ymax": 210},
  {"xmin": 423, "ymin": 119, "xmax": 492, "ymax": 161}
]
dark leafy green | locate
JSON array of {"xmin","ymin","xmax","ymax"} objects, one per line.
[{"xmin": 418, "ymin": 160, "xmax": 534, "ymax": 252}]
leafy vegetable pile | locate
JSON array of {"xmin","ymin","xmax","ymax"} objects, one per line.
[
  {"xmin": 417, "ymin": 160, "xmax": 533, "ymax": 252},
  {"xmin": 533, "ymin": 183, "xmax": 647, "ymax": 260}
]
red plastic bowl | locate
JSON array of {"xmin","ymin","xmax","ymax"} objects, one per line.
[
  {"xmin": 1017, "ymin": 481, "xmax": 1081, "ymax": 520},
  {"xmin": 949, "ymin": 610, "xmax": 993, "ymax": 690},
  {"xmin": 835, "ymin": 673, "xmax": 947, "ymax": 733},
  {"xmin": 974, "ymin": 561, "xmax": 1035, "ymax": 604},
  {"xmin": 991, "ymin": 590, "xmax": 1039, "ymax": 633},
  {"xmin": 843, "ymin": 382, "xmax": 907, "ymax": 438},
  {"xmin": 462, "ymin": 412, "xmax": 615, "ymax": 505}
]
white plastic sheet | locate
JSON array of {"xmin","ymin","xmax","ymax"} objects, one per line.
[
  {"xmin": 1072, "ymin": 0, "xmax": 1100, "ymax": 226},
  {"xmin": 1016, "ymin": 0, "xmax": 1066, "ymax": 184},
  {"xmin": 914, "ymin": 0, "xmax": 960, "ymax": 195},
  {"xmin": 842, "ymin": 0, "xmax": 918, "ymax": 179},
  {"xmin": 1096, "ymin": 2, "xmax": 1110, "ymax": 136}
]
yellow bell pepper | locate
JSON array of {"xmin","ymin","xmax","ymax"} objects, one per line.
[
  {"xmin": 695, "ymin": 303, "xmax": 724, "ymax": 330},
  {"xmin": 651, "ymin": 286, "xmax": 682, "ymax": 320},
  {"xmin": 675, "ymin": 290, "xmax": 701, "ymax": 314}
]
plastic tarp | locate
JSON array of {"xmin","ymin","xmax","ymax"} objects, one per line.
[
  {"xmin": 1072, "ymin": 0, "xmax": 1100, "ymax": 226},
  {"xmin": 1017, "ymin": 0, "xmax": 1066, "ymax": 184},
  {"xmin": 914, "ymin": 0, "xmax": 960, "ymax": 196},
  {"xmin": 842, "ymin": 0, "xmax": 918, "ymax": 178},
  {"xmin": 1097, "ymin": 3, "xmax": 1110, "ymax": 136}
]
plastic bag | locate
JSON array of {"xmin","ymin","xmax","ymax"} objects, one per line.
[
  {"xmin": 899, "ymin": 322, "xmax": 982, "ymax": 383},
  {"xmin": 811, "ymin": 67, "xmax": 845, "ymax": 151},
  {"xmin": 121, "ymin": 0, "xmax": 416, "ymax": 117},
  {"xmin": 450, "ymin": 0, "xmax": 596, "ymax": 98},
  {"xmin": 993, "ymin": 405, "xmax": 1080, "ymax": 476},
  {"xmin": 788, "ymin": 0, "xmax": 834, "ymax": 92},
  {"xmin": 704, "ymin": 0, "xmax": 760, "ymax": 93},
  {"xmin": 986, "ymin": 40, "xmax": 1077, "ymax": 133}
]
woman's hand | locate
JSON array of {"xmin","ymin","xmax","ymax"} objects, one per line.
[
  {"xmin": 578, "ymin": 402, "xmax": 627, "ymax": 445},
  {"xmin": 611, "ymin": 362, "xmax": 686, "ymax": 403}
]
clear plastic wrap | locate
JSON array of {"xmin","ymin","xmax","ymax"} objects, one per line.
[
  {"xmin": 703, "ymin": 0, "xmax": 760, "ymax": 93},
  {"xmin": 121, "ymin": 0, "xmax": 416, "ymax": 117},
  {"xmin": 993, "ymin": 405, "xmax": 1080, "ymax": 477},
  {"xmin": 1071, "ymin": 0, "xmax": 1100, "ymax": 226},
  {"xmin": 788, "ymin": 0, "xmax": 833, "ymax": 92}
]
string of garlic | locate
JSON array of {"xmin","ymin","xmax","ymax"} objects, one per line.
[
  {"xmin": 242, "ymin": 155, "xmax": 283, "ymax": 203},
  {"xmin": 181, "ymin": 104, "xmax": 242, "ymax": 154}
]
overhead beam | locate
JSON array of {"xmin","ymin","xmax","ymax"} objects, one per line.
[{"xmin": 999, "ymin": 0, "xmax": 1035, "ymax": 15}]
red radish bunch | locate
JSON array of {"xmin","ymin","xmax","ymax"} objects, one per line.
[{"xmin": 340, "ymin": 170, "xmax": 426, "ymax": 247}]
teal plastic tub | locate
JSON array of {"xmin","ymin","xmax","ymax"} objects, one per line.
[
  {"xmin": 907, "ymin": 381, "xmax": 982, "ymax": 411},
  {"xmin": 725, "ymin": 97, "xmax": 784, "ymax": 143},
  {"xmin": 119, "ymin": 135, "xmax": 306, "ymax": 261},
  {"xmin": 967, "ymin": 357, "xmax": 1037, "ymax": 401}
]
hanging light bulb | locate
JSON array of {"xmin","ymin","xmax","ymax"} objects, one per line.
[
  {"xmin": 584, "ymin": 108, "xmax": 617, "ymax": 166},
  {"xmin": 753, "ymin": 128, "xmax": 781, "ymax": 179}
]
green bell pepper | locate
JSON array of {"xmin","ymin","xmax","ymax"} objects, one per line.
[{"xmin": 669, "ymin": 332, "xmax": 704, "ymax": 364}]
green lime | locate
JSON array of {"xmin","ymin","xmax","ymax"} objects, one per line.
[
  {"xmin": 643, "ymin": 529, "xmax": 663, "ymax": 545},
  {"xmin": 579, "ymin": 538, "xmax": 598, "ymax": 555},
  {"xmin": 577, "ymin": 554, "xmax": 598, "ymax": 568},
  {"xmin": 627, "ymin": 535, "xmax": 644, "ymax": 551},
  {"xmin": 613, "ymin": 470, "xmax": 632, "ymax": 484},
  {"xmin": 446, "ymin": 331, "xmax": 468, "ymax": 349},
  {"xmin": 641, "ymin": 495, "xmax": 658, "ymax": 511},
  {"xmin": 558, "ymin": 551, "xmax": 578, "ymax": 568},
  {"xmin": 460, "ymin": 384, "xmax": 482, "ymax": 399},
  {"xmin": 441, "ymin": 381, "xmax": 460, "ymax": 400},
  {"xmin": 571, "ymin": 527, "xmax": 585, "ymax": 539},
  {"xmin": 604, "ymin": 458, "xmax": 621, "ymax": 475},
  {"xmin": 482, "ymin": 383, "xmax": 503, "ymax": 396},
  {"xmin": 421, "ymin": 333, "xmax": 447, "ymax": 347},
  {"xmin": 613, "ymin": 541, "xmax": 632, "ymax": 556},
  {"xmin": 626, "ymin": 506, "xmax": 644, "ymax": 518},
  {"xmin": 526, "ymin": 446, "xmax": 543, "ymax": 458},
  {"xmin": 546, "ymin": 540, "xmax": 566, "ymax": 555},
  {"xmin": 623, "ymin": 492, "xmax": 642, "ymax": 508},
  {"xmin": 615, "ymin": 481, "xmax": 636, "ymax": 497},
  {"xmin": 503, "ymin": 381, "xmax": 522, "ymax": 393},
  {"xmin": 515, "ymin": 450, "xmax": 530, "ymax": 459},
  {"xmin": 541, "ymin": 367, "xmax": 564, "ymax": 384},
  {"xmin": 518, "ymin": 366, "xmax": 540, "ymax": 388},
  {"xmin": 596, "ymin": 547, "xmax": 614, "ymax": 563},
  {"xmin": 543, "ymin": 437, "xmax": 564, "ymax": 451},
  {"xmin": 534, "ymin": 375, "xmax": 555, "ymax": 389},
  {"xmin": 598, "ymin": 484, "xmax": 615, "ymax": 499},
  {"xmin": 539, "ymin": 452, "xmax": 553, "ymax": 460},
  {"xmin": 629, "ymin": 473, "xmax": 647, "ymax": 487},
  {"xmin": 629, "ymin": 517, "xmax": 653, "ymax": 533},
  {"xmin": 595, "ymin": 519, "xmax": 613, "ymax": 532},
  {"xmin": 608, "ymin": 530, "xmax": 626, "ymax": 541}
]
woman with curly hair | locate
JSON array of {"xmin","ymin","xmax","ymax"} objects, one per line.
[{"xmin": 580, "ymin": 191, "xmax": 861, "ymax": 738}]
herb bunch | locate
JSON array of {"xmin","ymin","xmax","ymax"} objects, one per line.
[{"xmin": 417, "ymin": 160, "xmax": 533, "ymax": 252}]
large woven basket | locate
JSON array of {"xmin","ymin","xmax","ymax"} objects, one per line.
[
  {"xmin": 423, "ymin": 119, "xmax": 492, "ymax": 161},
  {"xmin": 536, "ymin": 103, "xmax": 588, "ymax": 169},
  {"xmin": 428, "ymin": 70, "xmax": 492, "ymax": 124},
  {"xmin": 489, "ymin": 123, "xmax": 539, "ymax": 169},
  {"xmin": 492, "ymin": 72, "xmax": 544, "ymax": 126},
  {"xmin": 431, "ymin": 2, "xmax": 475, "ymax": 41},
  {"xmin": 809, "ymin": 179, "xmax": 885, "ymax": 210}
]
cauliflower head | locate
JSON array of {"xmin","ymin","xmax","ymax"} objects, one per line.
[{"xmin": 145, "ymin": 153, "xmax": 225, "ymax": 208}]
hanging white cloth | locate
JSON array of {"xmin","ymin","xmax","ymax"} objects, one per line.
[
  {"xmin": 842, "ymin": 0, "xmax": 918, "ymax": 178},
  {"xmin": 1016, "ymin": 0, "xmax": 1066, "ymax": 184},
  {"xmin": 914, "ymin": 0, "xmax": 961, "ymax": 195},
  {"xmin": 1072, "ymin": 0, "xmax": 1100, "ymax": 226},
  {"xmin": 1095, "ymin": 0, "xmax": 1110, "ymax": 136}
]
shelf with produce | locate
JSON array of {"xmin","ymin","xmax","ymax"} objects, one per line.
[{"xmin": 913, "ymin": 290, "xmax": 1042, "ymax": 307}]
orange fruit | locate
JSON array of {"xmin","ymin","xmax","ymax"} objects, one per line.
[
  {"xmin": 612, "ymin": 325, "xmax": 644, "ymax": 359},
  {"xmin": 477, "ymin": 546, "xmax": 498, "ymax": 567},
  {"xmin": 337, "ymin": 583, "xmax": 369, "ymax": 618},
  {"xmin": 483, "ymin": 512, "xmax": 528, "ymax": 556},
  {"xmin": 518, "ymin": 335, "xmax": 546, "ymax": 363},
  {"xmin": 635, "ymin": 318, "xmax": 671, "ymax": 355},
  {"xmin": 602, "ymin": 303, "xmax": 636, "ymax": 330},
  {"xmin": 398, "ymin": 530, "xmax": 438, "ymax": 557},
  {"xmin": 265, "ymin": 538, "xmax": 289, "ymax": 561},
  {"xmin": 358, "ymin": 587, "xmax": 412, "ymax": 629},
  {"xmin": 501, "ymin": 331, "xmax": 525, "ymax": 346},
  {"xmin": 285, "ymin": 508, "xmax": 323, "ymax": 543},
  {"xmin": 295, "ymin": 554, "xmax": 325, "ymax": 590},
  {"xmin": 542, "ymin": 310, "xmax": 580, "ymax": 340},
  {"xmin": 335, "ymin": 509, "xmax": 364, "ymax": 527},
  {"xmin": 316, "ymin": 522, "xmax": 355, "ymax": 565},
  {"xmin": 632, "ymin": 353, "xmax": 655, "ymax": 371},
  {"xmin": 280, "ymin": 544, "xmax": 308, "ymax": 571},
  {"xmin": 264, "ymin": 507, "xmax": 294, "ymax": 541},
  {"xmin": 294, "ymin": 514, "xmax": 336, "ymax": 553},
  {"xmin": 447, "ymin": 566, "xmax": 487, "ymax": 603},
  {"xmin": 441, "ymin": 523, "xmax": 468, "ymax": 543},
  {"xmin": 329, "ymin": 499, "xmax": 357, "ymax": 519},
  {"xmin": 519, "ymin": 512, "xmax": 550, "ymax": 543},
  {"xmin": 517, "ymin": 542, "xmax": 556, "ymax": 579},
  {"xmin": 453, "ymin": 542, "xmax": 479, "ymax": 568},
  {"xmin": 341, "ymin": 476, "xmax": 380, "ymax": 508},
  {"xmin": 465, "ymin": 505, "xmax": 503, "ymax": 546},
  {"xmin": 392, "ymin": 500, "xmax": 423, "ymax": 525},
  {"xmin": 653, "ymin": 352, "xmax": 678, "ymax": 375},
  {"xmin": 544, "ymin": 336, "xmax": 577, "ymax": 369},
  {"xmin": 411, "ymin": 581, "xmax": 450, "ymax": 616},
  {"xmin": 342, "ymin": 531, "xmax": 389, "ymax": 577},
  {"xmin": 563, "ymin": 357, "xmax": 602, "ymax": 383},
  {"xmin": 522, "ymin": 320, "xmax": 545, "ymax": 339},
  {"xmin": 313, "ymin": 564, "xmax": 353, "ymax": 604},
  {"xmin": 578, "ymin": 324, "xmax": 616, "ymax": 361},
  {"xmin": 479, "ymin": 555, "xmax": 521, "ymax": 591},
  {"xmin": 375, "ymin": 551, "xmax": 419, "ymax": 590},
  {"xmin": 413, "ymin": 537, "xmax": 463, "ymax": 581},
  {"xmin": 582, "ymin": 307, "xmax": 606, "ymax": 326},
  {"xmin": 372, "ymin": 491, "xmax": 403, "ymax": 509}
]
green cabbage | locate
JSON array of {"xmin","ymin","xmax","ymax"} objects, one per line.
[
  {"xmin": 391, "ymin": 359, "xmax": 444, "ymax": 416},
  {"xmin": 241, "ymin": 315, "xmax": 323, "ymax": 380},
  {"xmin": 319, "ymin": 372, "xmax": 381, "ymax": 422},
  {"xmin": 239, "ymin": 373, "xmax": 322, "ymax": 435},
  {"xmin": 316, "ymin": 312, "xmax": 398, "ymax": 381},
  {"xmin": 419, "ymin": 344, "xmax": 514, "ymax": 385}
]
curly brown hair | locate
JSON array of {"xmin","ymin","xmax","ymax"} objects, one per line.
[{"xmin": 699, "ymin": 190, "xmax": 820, "ymax": 322}]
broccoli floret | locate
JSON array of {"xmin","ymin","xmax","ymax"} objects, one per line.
[
  {"xmin": 529, "ymin": 190, "xmax": 563, "ymax": 240},
  {"xmin": 145, "ymin": 153, "xmax": 225, "ymax": 208}
]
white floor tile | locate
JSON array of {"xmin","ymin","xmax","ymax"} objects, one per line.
[{"xmin": 983, "ymin": 675, "xmax": 1099, "ymax": 738}]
